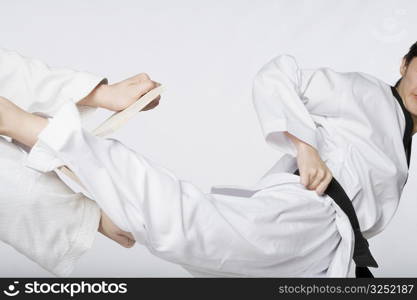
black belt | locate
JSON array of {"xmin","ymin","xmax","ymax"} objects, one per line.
[{"xmin": 293, "ymin": 169, "xmax": 378, "ymax": 278}]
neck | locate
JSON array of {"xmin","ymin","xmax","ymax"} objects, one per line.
[{"xmin": 411, "ymin": 113, "xmax": 417, "ymax": 134}]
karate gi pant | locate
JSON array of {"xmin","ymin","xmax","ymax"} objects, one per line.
[{"xmin": 25, "ymin": 101, "xmax": 355, "ymax": 277}]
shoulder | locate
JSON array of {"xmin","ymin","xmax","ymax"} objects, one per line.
[
  {"xmin": 349, "ymin": 71, "xmax": 390, "ymax": 100},
  {"xmin": 306, "ymin": 69, "xmax": 389, "ymax": 95},
  {"xmin": 254, "ymin": 54, "xmax": 299, "ymax": 80},
  {"xmin": 352, "ymin": 71, "xmax": 389, "ymax": 88}
]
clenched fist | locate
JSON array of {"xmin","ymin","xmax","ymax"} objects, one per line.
[
  {"xmin": 296, "ymin": 143, "xmax": 333, "ymax": 195},
  {"xmin": 284, "ymin": 131, "xmax": 333, "ymax": 195}
]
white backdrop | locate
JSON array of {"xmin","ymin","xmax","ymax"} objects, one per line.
[{"xmin": 0, "ymin": 0, "xmax": 416, "ymax": 277}]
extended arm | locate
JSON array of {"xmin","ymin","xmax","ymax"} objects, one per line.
[{"xmin": 0, "ymin": 48, "xmax": 107, "ymax": 119}]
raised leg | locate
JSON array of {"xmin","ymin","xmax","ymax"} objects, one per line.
[{"xmin": 17, "ymin": 100, "xmax": 344, "ymax": 277}]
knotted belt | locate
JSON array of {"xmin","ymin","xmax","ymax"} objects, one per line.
[{"xmin": 293, "ymin": 169, "xmax": 378, "ymax": 278}]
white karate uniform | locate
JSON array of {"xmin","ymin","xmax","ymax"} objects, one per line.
[
  {"xmin": 0, "ymin": 48, "xmax": 106, "ymax": 276},
  {"xmin": 24, "ymin": 54, "xmax": 411, "ymax": 277}
]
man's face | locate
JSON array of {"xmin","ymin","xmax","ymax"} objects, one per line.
[{"xmin": 400, "ymin": 57, "xmax": 417, "ymax": 116}]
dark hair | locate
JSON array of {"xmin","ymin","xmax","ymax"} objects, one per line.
[
  {"xmin": 395, "ymin": 41, "xmax": 417, "ymax": 87},
  {"xmin": 404, "ymin": 41, "xmax": 417, "ymax": 67}
]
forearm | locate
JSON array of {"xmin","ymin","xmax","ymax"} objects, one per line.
[
  {"xmin": 0, "ymin": 48, "xmax": 107, "ymax": 116},
  {"xmin": 10, "ymin": 113, "xmax": 47, "ymax": 148},
  {"xmin": 0, "ymin": 78, "xmax": 132, "ymax": 147},
  {"xmin": 0, "ymin": 98, "xmax": 47, "ymax": 148}
]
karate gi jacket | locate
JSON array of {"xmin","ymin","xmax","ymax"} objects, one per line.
[
  {"xmin": 23, "ymin": 54, "xmax": 414, "ymax": 277},
  {"xmin": 0, "ymin": 47, "xmax": 106, "ymax": 276}
]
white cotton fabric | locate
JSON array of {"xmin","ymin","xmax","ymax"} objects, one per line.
[
  {"xmin": 252, "ymin": 55, "xmax": 410, "ymax": 239},
  {"xmin": 25, "ymin": 101, "xmax": 345, "ymax": 277},
  {"xmin": 0, "ymin": 47, "xmax": 105, "ymax": 276},
  {"xmin": 24, "ymin": 54, "xmax": 411, "ymax": 277}
]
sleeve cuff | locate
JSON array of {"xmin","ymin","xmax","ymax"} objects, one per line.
[
  {"xmin": 61, "ymin": 72, "xmax": 108, "ymax": 123},
  {"xmin": 50, "ymin": 196, "xmax": 101, "ymax": 277},
  {"xmin": 22, "ymin": 102, "xmax": 101, "ymax": 277},
  {"xmin": 263, "ymin": 117, "xmax": 318, "ymax": 157},
  {"xmin": 25, "ymin": 101, "xmax": 83, "ymax": 172}
]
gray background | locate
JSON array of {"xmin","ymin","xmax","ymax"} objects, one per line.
[{"xmin": 0, "ymin": 0, "xmax": 416, "ymax": 277}]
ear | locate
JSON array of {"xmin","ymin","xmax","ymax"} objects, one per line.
[{"xmin": 400, "ymin": 57, "xmax": 407, "ymax": 76}]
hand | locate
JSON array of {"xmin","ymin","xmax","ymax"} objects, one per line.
[
  {"xmin": 284, "ymin": 131, "xmax": 333, "ymax": 195},
  {"xmin": 79, "ymin": 73, "xmax": 161, "ymax": 112},
  {"xmin": 296, "ymin": 143, "xmax": 333, "ymax": 195},
  {"xmin": 98, "ymin": 210, "xmax": 136, "ymax": 248}
]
